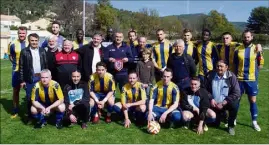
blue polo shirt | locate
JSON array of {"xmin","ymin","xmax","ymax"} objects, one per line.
[{"xmin": 103, "ymin": 43, "xmax": 133, "ymax": 74}]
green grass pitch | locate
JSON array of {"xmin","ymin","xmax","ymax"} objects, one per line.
[{"xmin": 1, "ymin": 50, "xmax": 268, "ymax": 143}]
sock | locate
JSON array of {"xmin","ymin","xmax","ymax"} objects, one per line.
[
  {"xmin": 91, "ymin": 105, "xmax": 97, "ymax": 117},
  {"xmin": 56, "ymin": 112, "xmax": 64, "ymax": 123},
  {"xmin": 27, "ymin": 101, "xmax": 32, "ymax": 117},
  {"xmin": 12, "ymin": 107, "xmax": 19, "ymax": 114},
  {"xmin": 107, "ymin": 105, "xmax": 113, "ymax": 114},
  {"xmin": 32, "ymin": 113, "xmax": 45, "ymax": 123},
  {"xmin": 205, "ymin": 117, "xmax": 216, "ymax": 124},
  {"xmin": 250, "ymin": 102, "xmax": 258, "ymax": 121},
  {"xmin": 113, "ymin": 105, "xmax": 122, "ymax": 114}
]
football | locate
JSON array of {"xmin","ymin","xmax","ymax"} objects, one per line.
[{"xmin": 147, "ymin": 121, "xmax": 161, "ymax": 134}]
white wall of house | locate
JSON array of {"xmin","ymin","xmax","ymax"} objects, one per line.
[{"xmin": 1, "ymin": 20, "xmax": 21, "ymax": 27}]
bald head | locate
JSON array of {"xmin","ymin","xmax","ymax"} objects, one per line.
[
  {"xmin": 138, "ymin": 37, "xmax": 147, "ymax": 48},
  {"xmin": 63, "ymin": 40, "xmax": 73, "ymax": 53}
]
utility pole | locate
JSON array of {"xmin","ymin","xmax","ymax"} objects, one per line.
[{"xmin": 83, "ymin": 0, "xmax": 86, "ymax": 37}]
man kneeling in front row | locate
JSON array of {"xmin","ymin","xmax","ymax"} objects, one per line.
[
  {"xmin": 114, "ymin": 71, "xmax": 147, "ymax": 128},
  {"xmin": 64, "ymin": 70, "xmax": 90, "ymax": 129},
  {"xmin": 147, "ymin": 68, "xmax": 182, "ymax": 127},
  {"xmin": 31, "ymin": 69, "xmax": 65, "ymax": 129}
]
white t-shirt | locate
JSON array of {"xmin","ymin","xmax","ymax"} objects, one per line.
[
  {"xmin": 92, "ymin": 45, "xmax": 101, "ymax": 73},
  {"xmin": 30, "ymin": 47, "xmax": 41, "ymax": 74}
]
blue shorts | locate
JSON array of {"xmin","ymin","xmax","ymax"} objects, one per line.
[
  {"xmin": 12, "ymin": 71, "xmax": 20, "ymax": 87},
  {"xmin": 95, "ymin": 93, "xmax": 114, "ymax": 101},
  {"xmin": 239, "ymin": 81, "xmax": 258, "ymax": 96}
]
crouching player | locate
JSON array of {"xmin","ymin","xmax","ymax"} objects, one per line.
[
  {"xmin": 181, "ymin": 77, "xmax": 216, "ymax": 135},
  {"xmin": 147, "ymin": 68, "xmax": 181, "ymax": 127},
  {"xmin": 31, "ymin": 69, "xmax": 65, "ymax": 129},
  {"xmin": 89, "ymin": 62, "xmax": 115, "ymax": 123},
  {"xmin": 64, "ymin": 70, "xmax": 90, "ymax": 129},
  {"xmin": 114, "ymin": 71, "xmax": 147, "ymax": 128}
]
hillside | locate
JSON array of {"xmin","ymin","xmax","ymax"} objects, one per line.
[
  {"xmin": 231, "ymin": 22, "xmax": 247, "ymax": 31},
  {"xmin": 163, "ymin": 13, "xmax": 246, "ymax": 33}
]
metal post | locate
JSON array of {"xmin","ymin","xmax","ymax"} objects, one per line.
[{"xmin": 83, "ymin": 0, "xmax": 86, "ymax": 37}]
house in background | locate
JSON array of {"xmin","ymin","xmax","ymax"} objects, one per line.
[
  {"xmin": 0, "ymin": 15, "xmax": 21, "ymax": 28},
  {"xmin": 1, "ymin": 26, "xmax": 11, "ymax": 59},
  {"xmin": 22, "ymin": 18, "xmax": 51, "ymax": 30}
]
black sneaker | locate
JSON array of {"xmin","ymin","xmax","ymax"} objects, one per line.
[
  {"xmin": 56, "ymin": 121, "xmax": 63, "ymax": 129},
  {"xmin": 34, "ymin": 121, "xmax": 46, "ymax": 129},
  {"xmin": 81, "ymin": 123, "xmax": 88, "ymax": 129}
]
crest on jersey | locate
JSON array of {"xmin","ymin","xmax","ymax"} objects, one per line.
[
  {"xmin": 72, "ymin": 56, "xmax": 76, "ymax": 60},
  {"xmin": 114, "ymin": 59, "xmax": 123, "ymax": 71}
]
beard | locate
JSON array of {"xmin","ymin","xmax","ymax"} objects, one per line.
[{"xmin": 243, "ymin": 40, "xmax": 253, "ymax": 46}]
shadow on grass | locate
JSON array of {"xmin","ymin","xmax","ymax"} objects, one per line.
[
  {"xmin": 0, "ymin": 98, "xmax": 13, "ymax": 115},
  {"xmin": 236, "ymin": 122, "xmax": 253, "ymax": 128}
]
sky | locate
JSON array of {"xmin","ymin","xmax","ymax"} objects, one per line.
[{"xmin": 88, "ymin": 0, "xmax": 268, "ymax": 22}]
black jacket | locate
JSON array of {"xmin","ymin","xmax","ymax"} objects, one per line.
[
  {"xmin": 204, "ymin": 70, "xmax": 241, "ymax": 104},
  {"xmin": 19, "ymin": 46, "xmax": 48, "ymax": 83},
  {"xmin": 180, "ymin": 87, "xmax": 210, "ymax": 121},
  {"xmin": 76, "ymin": 43, "xmax": 104, "ymax": 82},
  {"xmin": 167, "ymin": 53, "xmax": 197, "ymax": 78},
  {"xmin": 63, "ymin": 81, "xmax": 90, "ymax": 108}
]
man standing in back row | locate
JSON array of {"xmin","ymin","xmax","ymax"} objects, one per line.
[
  {"xmin": 19, "ymin": 33, "xmax": 48, "ymax": 121},
  {"xmin": 152, "ymin": 29, "xmax": 173, "ymax": 82},
  {"xmin": 104, "ymin": 32, "xmax": 133, "ymax": 91},
  {"xmin": 41, "ymin": 21, "xmax": 65, "ymax": 49},
  {"xmin": 233, "ymin": 30, "xmax": 264, "ymax": 132},
  {"xmin": 8, "ymin": 26, "xmax": 28, "ymax": 118}
]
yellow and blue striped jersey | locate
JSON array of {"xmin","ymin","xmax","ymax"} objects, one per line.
[
  {"xmin": 31, "ymin": 80, "xmax": 64, "ymax": 105},
  {"xmin": 152, "ymin": 39, "xmax": 173, "ymax": 69},
  {"xmin": 121, "ymin": 82, "xmax": 146, "ymax": 104},
  {"xmin": 195, "ymin": 41, "xmax": 219, "ymax": 76},
  {"xmin": 216, "ymin": 42, "xmax": 241, "ymax": 71},
  {"xmin": 126, "ymin": 40, "xmax": 138, "ymax": 49},
  {"xmin": 150, "ymin": 81, "xmax": 180, "ymax": 108},
  {"xmin": 184, "ymin": 41, "xmax": 196, "ymax": 58},
  {"xmin": 233, "ymin": 44, "xmax": 264, "ymax": 81},
  {"xmin": 72, "ymin": 40, "xmax": 89, "ymax": 50},
  {"xmin": 8, "ymin": 39, "xmax": 28, "ymax": 71},
  {"xmin": 89, "ymin": 72, "xmax": 116, "ymax": 94}
]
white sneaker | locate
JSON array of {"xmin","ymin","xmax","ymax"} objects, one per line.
[
  {"xmin": 225, "ymin": 119, "xmax": 236, "ymax": 128},
  {"xmin": 252, "ymin": 123, "xmax": 261, "ymax": 132},
  {"xmin": 203, "ymin": 124, "xmax": 208, "ymax": 132}
]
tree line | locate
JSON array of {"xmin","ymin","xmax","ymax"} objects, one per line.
[{"xmin": 1, "ymin": 0, "xmax": 268, "ymax": 41}]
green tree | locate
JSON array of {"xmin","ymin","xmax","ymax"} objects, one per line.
[
  {"xmin": 95, "ymin": 0, "xmax": 117, "ymax": 32},
  {"xmin": 161, "ymin": 16, "xmax": 182, "ymax": 39},
  {"xmin": 247, "ymin": 6, "xmax": 269, "ymax": 34},
  {"xmin": 134, "ymin": 8, "xmax": 160, "ymax": 37},
  {"xmin": 203, "ymin": 10, "xmax": 239, "ymax": 38}
]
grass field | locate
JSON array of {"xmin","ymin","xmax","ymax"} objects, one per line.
[{"xmin": 1, "ymin": 51, "xmax": 269, "ymax": 144}]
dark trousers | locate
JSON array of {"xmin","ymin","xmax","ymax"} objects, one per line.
[
  {"xmin": 72, "ymin": 103, "xmax": 89, "ymax": 123},
  {"xmin": 175, "ymin": 77, "xmax": 191, "ymax": 92},
  {"xmin": 114, "ymin": 73, "xmax": 128, "ymax": 92},
  {"xmin": 155, "ymin": 69, "xmax": 163, "ymax": 82},
  {"xmin": 212, "ymin": 100, "xmax": 239, "ymax": 128}
]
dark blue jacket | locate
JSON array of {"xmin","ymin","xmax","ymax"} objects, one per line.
[{"xmin": 103, "ymin": 42, "xmax": 133, "ymax": 74}]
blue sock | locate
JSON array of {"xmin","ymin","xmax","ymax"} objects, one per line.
[
  {"xmin": 12, "ymin": 107, "xmax": 19, "ymax": 114},
  {"xmin": 91, "ymin": 105, "xmax": 97, "ymax": 117},
  {"xmin": 107, "ymin": 105, "xmax": 114, "ymax": 113},
  {"xmin": 205, "ymin": 117, "xmax": 216, "ymax": 123},
  {"xmin": 56, "ymin": 112, "xmax": 64, "ymax": 123},
  {"xmin": 113, "ymin": 105, "xmax": 121, "ymax": 114},
  {"xmin": 32, "ymin": 113, "xmax": 45, "ymax": 123},
  {"xmin": 250, "ymin": 102, "xmax": 258, "ymax": 121}
]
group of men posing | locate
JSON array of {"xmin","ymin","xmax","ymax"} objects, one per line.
[{"xmin": 8, "ymin": 21, "xmax": 264, "ymax": 136}]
